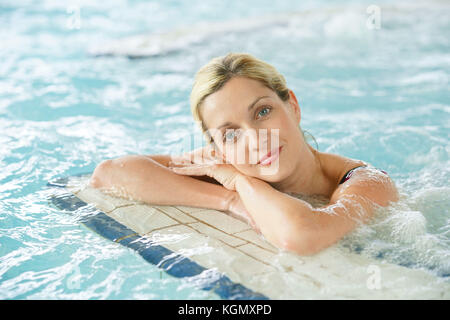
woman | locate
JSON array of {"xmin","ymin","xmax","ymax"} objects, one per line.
[{"xmin": 90, "ymin": 53, "xmax": 399, "ymax": 256}]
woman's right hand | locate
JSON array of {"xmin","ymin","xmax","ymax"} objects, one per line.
[
  {"xmin": 169, "ymin": 146, "xmax": 260, "ymax": 232},
  {"xmin": 168, "ymin": 144, "xmax": 244, "ymax": 191}
]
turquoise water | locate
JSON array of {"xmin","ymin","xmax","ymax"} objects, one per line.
[{"xmin": 1, "ymin": 0, "xmax": 449, "ymax": 299}]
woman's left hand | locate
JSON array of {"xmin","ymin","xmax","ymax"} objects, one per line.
[
  {"xmin": 168, "ymin": 144, "xmax": 243, "ymax": 191},
  {"xmin": 169, "ymin": 162, "xmax": 242, "ymax": 191}
]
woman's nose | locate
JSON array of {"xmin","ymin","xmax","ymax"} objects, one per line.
[{"xmin": 242, "ymin": 128, "xmax": 270, "ymax": 164}]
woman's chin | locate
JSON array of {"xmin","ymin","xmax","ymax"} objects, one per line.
[
  {"xmin": 254, "ymin": 161, "xmax": 286, "ymax": 181},
  {"xmin": 235, "ymin": 159, "xmax": 288, "ymax": 182}
]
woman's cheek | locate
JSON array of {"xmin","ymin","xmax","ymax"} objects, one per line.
[
  {"xmin": 221, "ymin": 144, "xmax": 247, "ymax": 165},
  {"xmin": 234, "ymin": 164, "xmax": 257, "ymax": 177}
]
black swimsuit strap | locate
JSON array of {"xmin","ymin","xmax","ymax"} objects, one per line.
[
  {"xmin": 338, "ymin": 165, "xmax": 368, "ymax": 185},
  {"xmin": 338, "ymin": 165, "xmax": 388, "ymax": 185}
]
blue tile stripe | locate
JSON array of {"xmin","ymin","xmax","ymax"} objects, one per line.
[{"xmin": 47, "ymin": 173, "xmax": 269, "ymax": 300}]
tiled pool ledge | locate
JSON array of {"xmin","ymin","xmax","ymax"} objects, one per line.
[{"xmin": 47, "ymin": 173, "xmax": 269, "ymax": 300}]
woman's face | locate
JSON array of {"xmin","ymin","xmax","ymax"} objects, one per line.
[{"xmin": 200, "ymin": 76, "xmax": 305, "ymax": 182}]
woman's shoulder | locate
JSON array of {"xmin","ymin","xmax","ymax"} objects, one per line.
[{"xmin": 318, "ymin": 151, "xmax": 368, "ymax": 186}]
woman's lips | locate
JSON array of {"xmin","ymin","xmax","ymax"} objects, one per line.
[{"xmin": 258, "ymin": 146, "xmax": 283, "ymax": 166}]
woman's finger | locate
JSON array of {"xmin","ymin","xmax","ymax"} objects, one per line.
[
  {"xmin": 168, "ymin": 160, "xmax": 192, "ymax": 168},
  {"xmin": 191, "ymin": 147, "xmax": 220, "ymax": 165},
  {"xmin": 169, "ymin": 164, "xmax": 212, "ymax": 176},
  {"xmin": 168, "ymin": 154, "xmax": 193, "ymax": 167}
]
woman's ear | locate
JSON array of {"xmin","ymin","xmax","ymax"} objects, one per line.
[{"xmin": 288, "ymin": 89, "xmax": 301, "ymax": 124}]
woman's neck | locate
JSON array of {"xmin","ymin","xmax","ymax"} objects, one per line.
[{"xmin": 270, "ymin": 142, "xmax": 333, "ymax": 198}]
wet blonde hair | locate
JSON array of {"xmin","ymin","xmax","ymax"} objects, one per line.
[{"xmin": 190, "ymin": 52, "xmax": 318, "ymax": 149}]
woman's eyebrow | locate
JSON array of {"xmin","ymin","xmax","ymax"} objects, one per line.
[
  {"xmin": 217, "ymin": 95, "xmax": 271, "ymax": 130},
  {"xmin": 247, "ymin": 95, "xmax": 271, "ymax": 112}
]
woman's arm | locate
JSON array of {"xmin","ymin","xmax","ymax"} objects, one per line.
[
  {"xmin": 166, "ymin": 151, "xmax": 399, "ymax": 256},
  {"xmin": 234, "ymin": 175, "xmax": 314, "ymax": 251},
  {"xmin": 234, "ymin": 167, "xmax": 399, "ymax": 255},
  {"xmin": 89, "ymin": 154, "xmax": 236, "ymax": 212}
]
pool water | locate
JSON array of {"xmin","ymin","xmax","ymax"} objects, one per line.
[{"xmin": 0, "ymin": 0, "xmax": 449, "ymax": 299}]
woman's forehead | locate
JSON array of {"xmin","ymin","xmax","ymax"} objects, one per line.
[{"xmin": 201, "ymin": 77, "xmax": 277, "ymax": 128}]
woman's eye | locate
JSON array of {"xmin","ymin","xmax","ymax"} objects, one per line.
[
  {"xmin": 225, "ymin": 131, "xmax": 234, "ymax": 141},
  {"xmin": 257, "ymin": 106, "xmax": 271, "ymax": 118},
  {"xmin": 223, "ymin": 129, "xmax": 240, "ymax": 142},
  {"xmin": 223, "ymin": 130, "xmax": 234, "ymax": 142}
]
